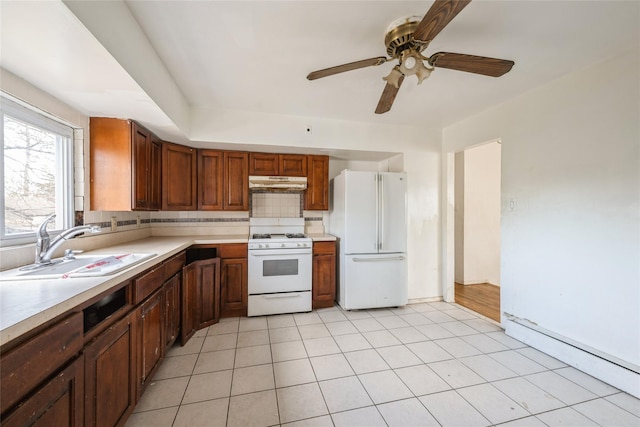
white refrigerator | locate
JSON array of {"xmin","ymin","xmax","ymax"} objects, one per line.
[{"xmin": 329, "ymin": 170, "xmax": 408, "ymax": 310}]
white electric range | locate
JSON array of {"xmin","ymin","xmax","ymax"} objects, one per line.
[{"xmin": 247, "ymin": 218, "xmax": 312, "ymax": 316}]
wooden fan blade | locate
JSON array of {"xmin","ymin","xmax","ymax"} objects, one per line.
[
  {"xmin": 413, "ymin": 0, "xmax": 472, "ymax": 44},
  {"xmin": 429, "ymin": 52, "xmax": 514, "ymax": 77},
  {"xmin": 307, "ymin": 57, "xmax": 388, "ymax": 80},
  {"xmin": 375, "ymin": 75, "xmax": 404, "ymax": 114}
]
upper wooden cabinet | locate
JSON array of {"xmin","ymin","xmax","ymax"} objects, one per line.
[
  {"xmin": 280, "ymin": 154, "xmax": 307, "ymax": 176},
  {"xmin": 224, "ymin": 151, "xmax": 249, "ymax": 210},
  {"xmin": 198, "ymin": 150, "xmax": 248, "ymax": 211},
  {"xmin": 249, "ymin": 153, "xmax": 307, "ymax": 177},
  {"xmin": 198, "ymin": 150, "xmax": 224, "ymax": 210},
  {"xmin": 305, "ymin": 155, "xmax": 329, "ymax": 210},
  {"xmin": 162, "ymin": 142, "xmax": 196, "ymax": 210},
  {"xmin": 249, "ymin": 153, "xmax": 278, "ymax": 176},
  {"xmin": 90, "ymin": 118, "xmax": 161, "ymax": 211}
]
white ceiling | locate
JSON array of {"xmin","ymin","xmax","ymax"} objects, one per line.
[{"xmin": 1, "ymin": 1, "xmax": 639, "ymax": 156}]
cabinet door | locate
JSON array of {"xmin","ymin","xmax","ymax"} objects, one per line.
[
  {"xmin": 136, "ymin": 291, "xmax": 163, "ymax": 397},
  {"xmin": 312, "ymin": 254, "xmax": 336, "ymax": 309},
  {"xmin": 220, "ymin": 258, "xmax": 248, "ymax": 317},
  {"xmin": 1, "ymin": 356, "xmax": 84, "ymax": 427},
  {"xmin": 149, "ymin": 138, "xmax": 162, "ymax": 210},
  {"xmin": 223, "ymin": 151, "xmax": 249, "ymax": 210},
  {"xmin": 249, "ymin": 153, "xmax": 278, "ymax": 176},
  {"xmin": 132, "ymin": 123, "xmax": 150, "ymax": 210},
  {"xmin": 195, "ymin": 258, "xmax": 221, "ymax": 329},
  {"xmin": 198, "ymin": 150, "xmax": 224, "ymax": 210},
  {"xmin": 1, "ymin": 312, "xmax": 83, "ymax": 415},
  {"xmin": 279, "ymin": 154, "xmax": 307, "ymax": 177},
  {"xmin": 181, "ymin": 263, "xmax": 198, "ymax": 345},
  {"xmin": 162, "ymin": 143, "xmax": 197, "ymax": 210},
  {"xmin": 84, "ymin": 313, "xmax": 136, "ymax": 427},
  {"xmin": 164, "ymin": 274, "xmax": 181, "ymax": 351},
  {"xmin": 305, "ymin": 155, "xmax": 329, "ymax": 210}
]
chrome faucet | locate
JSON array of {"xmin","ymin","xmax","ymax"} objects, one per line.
[{"xmin": 35, "ymin": 214, "xmax": 101, "ymax": 265}]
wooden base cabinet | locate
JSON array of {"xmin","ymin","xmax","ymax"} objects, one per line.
[
  {"xmin": 181, "ymin": 258, "xmax": 220, "ymax": 345},
  {"xmin": 219, "ymin": 244, "xmax": 248, "ymax": 318},
  {"xmin": 312, "ymin": 241, "xmax": 336, "ymax": 309},
  {"xmin": 1, "ymin": 356, "xmax": 84, "ymax": 427},
  {"xmin": 136, "ymin": 291, "xmax": 163, "ymax": 398},
  {"xmin": 84, "ymin": 313, "xmax": 136, "ymax": 427},
  {"xmin": 163, "ymin": 273, "xmax": 181, "ymax": 351}
]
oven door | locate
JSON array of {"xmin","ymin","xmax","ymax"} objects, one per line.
[{"xmin": 248, "ymin": 248, "xmax": 312, "ymax": 294}]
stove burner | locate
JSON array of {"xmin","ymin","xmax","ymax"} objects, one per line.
[
  {"xmin": 286, "ymin": 233, "xmax": 306, "ymax": 239},
  {"xmin": 252, "ymin": 233, "xmax": 271, "ymax": 239}
]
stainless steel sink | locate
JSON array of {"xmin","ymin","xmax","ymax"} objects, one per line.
[{"xmin": 0, "ymin": 253, "xmax": 156, "ymax": 281}]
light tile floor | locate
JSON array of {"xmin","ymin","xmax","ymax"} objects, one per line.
[{"xmin": 125, "ymin": 302, "xmax": 640, "ymax": 427}]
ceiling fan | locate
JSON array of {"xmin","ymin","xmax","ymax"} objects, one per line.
[{"xmin": 306, "ymin": 0, "xmax": 514, "ymax": 114}]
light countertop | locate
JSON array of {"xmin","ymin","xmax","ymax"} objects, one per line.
[
  {"xmin": 308, "ymin": 233, "xmax": 337, "ymax": 242},
  {"xmin": 0, "ymin": 235, "xmax": 247, "ymax": 346}
]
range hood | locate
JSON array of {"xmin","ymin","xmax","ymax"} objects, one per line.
[{"xmin": 249, "ymin": 176, "xmax": 307, "ymax": 190}]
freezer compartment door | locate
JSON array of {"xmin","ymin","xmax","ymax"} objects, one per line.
[
  {"xmin": 341, "ymin": 254, "xmax": 408, "ymax": 310},
  {"xmin": 343, "ymin": 171, "xmax": 378, "ymax": 254},
  {"xmin": 379, "ymin": 172, "xmax": 407, "ymax": 253}
]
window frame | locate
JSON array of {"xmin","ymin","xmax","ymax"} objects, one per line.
[{"xmin": 1, "ymin": 94, "xmax": 75, "ymax": 246}]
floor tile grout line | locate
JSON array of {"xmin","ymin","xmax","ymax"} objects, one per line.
[{"xmin": 147, "ymin": 303, "xmax": 639, "ymax": 427}]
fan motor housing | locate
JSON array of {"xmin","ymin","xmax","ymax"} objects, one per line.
[{"xmin": 384, "ymin": 17, "xmax": 422, "ymax": 57}]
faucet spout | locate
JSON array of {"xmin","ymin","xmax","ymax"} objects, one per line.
[
  {"xmin": 35, "ymin": 214, "xmax": 101, "ymax": 265},
  {"xmin": 35, "ymin": 214, "xmax": 56, "ymax": 264}
]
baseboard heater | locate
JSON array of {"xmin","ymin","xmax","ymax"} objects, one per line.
[{"xmin": 504, "ymin": 312, "xmax": 639, "ymax": 375}]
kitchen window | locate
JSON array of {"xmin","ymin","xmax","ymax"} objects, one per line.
[{"xmin": 1, "ymin": 95, "xmax": 74, "ymax": 245}]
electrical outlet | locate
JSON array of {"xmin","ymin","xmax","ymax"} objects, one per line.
[
  {"xmin": 110, "ymin": 216, "xmax": 117, "ymax": 231},
  {"xmin": 136, "ymin": 215, "xmax": 141, "ymax": 229}
]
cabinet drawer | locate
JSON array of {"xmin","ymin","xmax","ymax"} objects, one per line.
[
  {"xmin": 163, "ymin": 252, "xmax": 186, "ymax": 278},
  {"xmin": 219, "ymin": 244, "xmax": 247, "ymax": 259},
  {"xmin": 1, "ymin": 312, "xmax": 83, "ymax": 414},
  {"xmin": 313, "ymin": 241, "xmax": 336, "ymax": 255},
  {"xmin": 133, "ymin": 267, "xmax": 164, "ymax": 304}
]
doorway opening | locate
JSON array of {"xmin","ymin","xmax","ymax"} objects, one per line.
[{"xmin": 452, "ymin": 141, "xmax": 501, "ymax": 322}]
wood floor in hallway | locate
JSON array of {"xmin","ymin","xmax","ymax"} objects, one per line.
[{"xmin": 455, "ymin": 282, "xmax": 501, "ymax": 322}]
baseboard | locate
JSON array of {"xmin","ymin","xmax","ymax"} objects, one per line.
[
  {"xmin": 408, "ymin": 296, "xmax": 443, "ymax": 304},
  {"xmin": 457, "ymin": 280, "xmax": 500, "ymax": 286},
  {"xmin": 504, "ymin": 318, "xmax": 640, "ymax": 398}
]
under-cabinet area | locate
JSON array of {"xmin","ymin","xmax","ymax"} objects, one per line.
[{"xmin": 0, "ymin": 236, "xmax": 336, "ymax": 427}]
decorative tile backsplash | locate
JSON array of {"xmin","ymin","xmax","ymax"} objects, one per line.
[{"xmin": 250, "ymin": 191, "xmax": 302, "ymax": 218}]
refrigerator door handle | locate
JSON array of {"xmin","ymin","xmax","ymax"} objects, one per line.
[{"xmin": 352, "ymin": 256, "xmax": 405, "ymax": 262}]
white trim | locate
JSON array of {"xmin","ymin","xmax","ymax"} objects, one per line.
[
  {"xmin": 1, "ymin": 96, "xmax": 75, "ymax": 244},
  {"xmin": 505, "ymin": 319, "xmax": 640, "ymax": 398}
]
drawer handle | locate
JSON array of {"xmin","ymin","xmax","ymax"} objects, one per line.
[{"xmin": 262, "ymin": 294, "xmax": 301, "ymax": 299}]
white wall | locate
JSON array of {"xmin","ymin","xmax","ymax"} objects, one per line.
[
  {"xmin": 454, "ymin": 152, "xmax": 465, "ymax": 283},
  {"xmin": 462, "ymin": 142, "xmax": 501, "ymax": 285},
  {"xmin": 443, "ymin": 49, "xmax": 639, "ymax": 395}
]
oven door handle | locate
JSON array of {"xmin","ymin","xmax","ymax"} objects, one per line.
[{"xmin": 250, "ymin": 250, "xmax": 312, "ymax": 257}]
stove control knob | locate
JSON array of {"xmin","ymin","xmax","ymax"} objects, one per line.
[
  {"xmin": 258, "ymin": 244, "xmax": 264, "ymax": 249},
  {"xmin": 280, "ymin": 243, "xmax": 285, "ymax": 248}
]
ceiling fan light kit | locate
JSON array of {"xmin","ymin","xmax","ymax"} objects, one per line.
[{"xmin": 306, "ymin": 0, "xmax": 515, "ymax": 114}]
